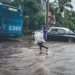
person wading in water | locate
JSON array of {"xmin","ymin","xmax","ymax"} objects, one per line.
[{"xmin": 34, "ymin": 31, "xmax": 48, "ymax": 55}]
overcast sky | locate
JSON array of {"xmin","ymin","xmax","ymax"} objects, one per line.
[
  {"xmin": 49, "ymin": 0, "xmax": 75, "ymax": 10},
  {"xmin": 72, "ymin": 0, "xmax": 75, "ymax": 10}
]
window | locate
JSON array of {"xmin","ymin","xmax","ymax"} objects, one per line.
[
  {"xmin": 50, "ymin": 28, "xmax": 58, "ymax": 34},
  {"xmin": 49, "ymin": 28, "xmax": 65, "ymax": 34},
  {"xmin": 51, "ymin": 29, "xmax": 58, "ymax": 32},
  {"xmin": 57, "ymin": 29, "xmax": 65, "ymax": 34}
]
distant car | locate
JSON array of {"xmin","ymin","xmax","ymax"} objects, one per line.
[{"xmin": 47, "ymin": 27, "xmax": 75, "ymax": 42}]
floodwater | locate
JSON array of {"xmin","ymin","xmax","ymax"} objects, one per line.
[{"xmin": 0, "ymin": 40, "xmax": 75, "ymax": 75}]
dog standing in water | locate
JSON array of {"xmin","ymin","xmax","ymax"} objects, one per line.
[{"xmin": 34, "ymin": 31, "xmax": 48, "ymax": 55}]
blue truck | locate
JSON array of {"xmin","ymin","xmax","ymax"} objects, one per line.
[{"xmin": 0, "ymin": 3, "xmax": 23, "ymax": 38}]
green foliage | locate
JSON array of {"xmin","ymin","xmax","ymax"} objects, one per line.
[
  {"xmin": 30, "ymin": 14, "xmax": 45, "ymax": 30},
  {"xmin": 11, "ymin": 0, "xmax": 41, "ymax": 15},
  {"xmin": 10, "ymin": 0, "xmax": 44, "ymax": 30},
  {"xmin": 58, "ymin": 0, "xmax": 72, "ymax": 12},
  {"xmin": 64, "ymin": 10, "xmax": 75, "ymax": 30},
  {"xmin": 24, "ymin": 0, "xmax": 41, "ymax": 13},
  {"xmin": 50, "ymin": 0, "xmax": 75, "ymax": 30}
]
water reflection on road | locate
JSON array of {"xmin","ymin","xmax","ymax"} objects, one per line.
[{"xmin": 0, "ymin": 41, "xmax": 75, "ymax": 75}]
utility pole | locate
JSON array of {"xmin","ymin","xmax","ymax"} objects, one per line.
[{"xmin": 46, "ymin": 0, "xmax": 49, "ymax": 26}]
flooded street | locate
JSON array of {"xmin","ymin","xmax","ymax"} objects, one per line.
[{"xmin": 0, "ymin": 41, "xmax": 75, "ymax": 75}]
